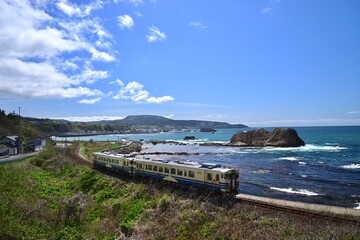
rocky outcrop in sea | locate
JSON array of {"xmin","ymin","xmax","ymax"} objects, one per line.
[
  {"xmin": 183, "ymin": 136, "xmax": 196, "ymax": 140},
  {"xmin": 199, "ymin": 128, "xmax": 216, "ymax": 132},
  {"xmin": 230, "ymin": 128, "xmax": 305, "ymax": 147},
  {"xmin": 107, "ymin": 141, "xmax": 143, "ymax": 154}
]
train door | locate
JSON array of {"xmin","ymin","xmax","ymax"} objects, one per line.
[
  {"xmin": 129, "ymin": 159, "xmax": 134, "ymax": 175},
  {"xmin": 205, "ymin": 171, "xmax": 212, "ymax": 185},
  {"xmin": 229, "ymin": 171, "xmax": 239, "ymax": 192}
]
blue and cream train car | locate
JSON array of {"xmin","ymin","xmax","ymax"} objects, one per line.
[{"xmin": 93, "ymin": 152, "xmax": 239, "ymax": 193}]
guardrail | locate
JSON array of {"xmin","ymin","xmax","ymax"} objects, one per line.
[{"xmin": 0, "ymin": 152, "xmax": 38, "ymax": 165}]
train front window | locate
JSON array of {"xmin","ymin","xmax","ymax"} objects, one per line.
[{"xmin": 224, "ymin": 174, "xmax": 230, "ymax": 179}]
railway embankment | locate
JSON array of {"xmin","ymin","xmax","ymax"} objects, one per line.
[{"xmin": 1, "ymin": 144, "xmax": 359, "ymax": 239}]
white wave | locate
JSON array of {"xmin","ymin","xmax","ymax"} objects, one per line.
[
  {"xmin": 341, "ymin": 164, "xmax": 360, "ymax": 169},
  {"xmin": 301, "ymin": 175, "xmax": 307, "ymax": 178},
  {"xmin": 279, "ymin": 157, "xmax": 298, "ymax": 161},
  {"xmin": 252, "ymin": 169, "xmax": 270, "ymax": 174},
  {"xmin": 270, "ymin": 187, "xmax": 320, "ymax": 196},
  {"xmin": 355, "ymin": 203, "xmax": 360, "ymax": 210},
  {"xmin": 264, "ymin": 144, "xmax": 347, "ymax": 152},
  {"xmin": 299, "ymin": 162, "xmax": 306, "ymax": 165}
]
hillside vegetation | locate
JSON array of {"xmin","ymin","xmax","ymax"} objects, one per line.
[
  {"xmin": 0, "ymin": 145, "xmax": 359, "ymax": 239},
  {"xmin": 107, "ymin": 115, "xmax": 248, "ymax": 129},
  {"xmin": 0, "ymin": 109, "xmax": 42, "ymax": 139}
]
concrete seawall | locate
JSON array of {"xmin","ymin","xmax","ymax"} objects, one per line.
[{"xmin": 236, "ymin": 193, "xmax": 360, "ymax": 217}]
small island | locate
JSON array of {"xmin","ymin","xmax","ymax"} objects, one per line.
[{"xmin": 230, "ymin": 128, "xmax": 305, "ymax": 147}]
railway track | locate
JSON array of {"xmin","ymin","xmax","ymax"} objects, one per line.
[
  {"xmin": 68, "ymin": 144, "xmax": 359, "ymax": 225},
  {"xmin": 69, "ymin": 143, "xmax": 93, "ymax": 167},
  {"xmin": 237, "ymin": 198, "xmax": 360, "ymax": 225}
]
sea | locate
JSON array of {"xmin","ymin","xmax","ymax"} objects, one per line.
[{"xmin": 54, "ymin": 126, "xmax": 360, "ymax": 209}]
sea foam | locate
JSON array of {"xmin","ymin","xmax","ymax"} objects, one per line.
[
  {"xmin": 270, "ymin": 187, "xmax": 319, "ymax": 196},
  {"xmin": 341, "ymin": 164, "xmax": 360, "ymax": 169},
  {"xmin": 264, "ymin": 144, "xmax": 347, "ymax": 152},
  {"xmin": 279, "ymin": 157, "xmax": 298, "ymax": 161},
  {"xmin": 355, "ymin": 203, "xmax": 360, "ymax": 210}
]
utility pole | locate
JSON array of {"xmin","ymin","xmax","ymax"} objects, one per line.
[{"xmin": 18, "ymin": 106, "xmax": 21, "ymax": 116}]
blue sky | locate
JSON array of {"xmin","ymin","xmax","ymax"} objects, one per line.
[{"xmin": 0, "ymin": 0, "xmax": 359, "ymax": 127}]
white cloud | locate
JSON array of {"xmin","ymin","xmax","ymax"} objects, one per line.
[
  {"xmin": 53, "ymin": 115, "xmax": 125, "ymax": 122},
  {"xmin": 118, "ymin": 15, "xmax": 134, "ymax": 29},
  {"xmin": 189, "ymin": 21, "xmax": 208, "ymax": 29},
  {"xmin": 163, "ymin": 114, "xmax": 174, "ymax": 119},
  {"xmin": 262, "ymin": 0, "xmax": 280, "ymax": 14},
  {"xmin": 348, "ymin": 111, "xmax": 360, "ymax": 114},
  {"xmin": 78, "ymin": 97, "xmax": 102, "ymax": 104},
  {"xmin": 146, "ymin": 25, "xmax": 167, "ymax": 42},
  {"xmin": 56, "ymin": 0, "xmax": 103, "ymax": 17},
  {"xmin": 129, "ymin": 0, "xmax": 144, "ymax": 6},
  {"xmin": 243, "ymin": 118, "xmax": 360, "ymax": 127},
  {"xmin": 147, "ymin": 96, "xmax": 174, "ymax": 103},
  {"xmin": 113, "ymin": 79, "xmax": 125, "ymax": 86},
  {"xmin": 0, "ymin": 0, "xmax": 112, "ymax": 99},
  {"xmin": 88, "ymin": 46, "xmax": 115, "ymax": 62},
  {"xmin": 113, "ymin": 81, "xmax": 174, "ymax": 103},
  {"xmin": 0, "ymin": 57, "xmax": 102, "ymax": 98},
  {"xmin": 73, "ymin": 68, "xmax": 109, "ymax": 84}
]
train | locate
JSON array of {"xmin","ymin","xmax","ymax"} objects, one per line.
[{"xmin": 93, "ymin": 151, "xmax": 239, "ymax": 193}]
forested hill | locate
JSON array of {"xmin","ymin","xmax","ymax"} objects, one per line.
[
  {"xmin": 0, "ymin": 110, "xmax": 42, "ymax": 139},
  {"xmin": 100, "ymin": 115, "xmax": 248, "ymax": 129}
]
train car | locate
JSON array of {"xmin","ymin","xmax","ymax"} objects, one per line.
[
  {"xmin": 93, "ymin": 151, "xmax": 135, "ymax": 175},
  {"xmin": 134, "ymin": 157, "xmax": 239, "ymax": 193},
  {"xmin": 93, "ymin": 152, "xmax": 239, "ymax": 193}
]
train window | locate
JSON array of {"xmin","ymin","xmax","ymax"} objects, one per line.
[
  {"xmin": 177, "ymin": 169, "xmax": 183, "ymax": 176},
  {"xmin": 188, "ymin": 171, "xmax": 195, "ymax": 178},
  {"xmin": 165, "ymin": 168, "xmax": 169, "ymax": 173},
  {"xmin": 153, "ymin": 166, "xmax": 158, "ymax": 172},
  {"xmin": 221, "ymin": 173, "xmax": 224, "ymax": 179},
  {"xmin": 139, "ymin": 163, "xmax": 143, "ymax": 169},
  {"xmin": 159, "ymin": 166, "xmax": 163, "ymax": 172},
  {"xmin": 207, "ymin": 173, "xmax": 212, "ymax": 181},
  {"xmin": 224, "ymin": 174, "xmax": 230, "ymax": 179},
  {"xmin": 184, "ymin": 171, "xmax": 187, "ymax": 177},
  {"xmin": 148, "ymin": 165, "xmax": 153, "ymax": 171},
  {"xmin": 216, "ymin": 174, "xmax": 220, "ymax": 181},
  {"xmin": 171, "ymin": 168, "xmax": 176, "ymax": 175}
]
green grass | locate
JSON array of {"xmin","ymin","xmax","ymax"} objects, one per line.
[
  {"xmin": 80, "ymin": 141, "xmax": 121, "ymax": 160},
  {"xmin": 0, "ymin": 146, "xmax": 158, "ymax": 239}
]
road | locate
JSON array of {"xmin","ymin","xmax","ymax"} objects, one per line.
[{"xmin": 0, "ymin": 152, "xmax": 38, "ymax": 165}]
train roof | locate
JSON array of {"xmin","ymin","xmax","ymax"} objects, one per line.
[{"xmin": 94, "ymin": 151, "xmax": 234, "ymax": 172}]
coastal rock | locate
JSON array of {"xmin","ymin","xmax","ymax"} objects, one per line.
[
  {"xmin": 230, "ymin": 128, "xmax": 305, "ymax": 147},
  {"xmin": 184, "ymin": 136, "xmax": 196, "ymax": 140},
  {"xmin": 199, "ymin": 128, "xmax": 216, "ymax": 132},
  {"xmin": 109, "ymin": 141, "xmax": 142, "ymax": 154}
]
